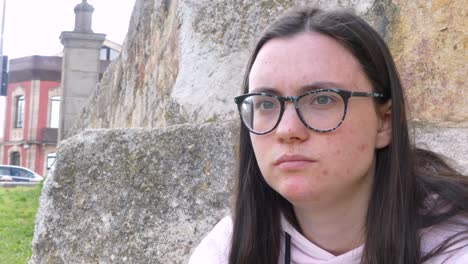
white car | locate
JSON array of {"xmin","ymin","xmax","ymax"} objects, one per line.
[{"xmin": 0, "ymin": 165, "xmax": 43, "ymax": 182}]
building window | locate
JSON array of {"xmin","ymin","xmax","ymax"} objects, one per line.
[
  {"xmin": 100, "ymin": 47, "xmax": 109, "ymax": 60},
  {"xmin": 109, "ymin": 49, "xmax": 119, "ymax": 60},
  {"xmin": 15, "ymin": 95, "xmax": 25, "ymax": 128},
  {"xmin": 10, "ymin": 151, "xmax": 20, "ymax": 166},
  {"xmin": 49, "ymin": 96, "xmax": 60, "ymax": 128},
  {"xmin": 47, "ymin": 153, "xmax": 56, "ymax": 169},
  {"xmin": 100, "ymin": 46, "xmax": 120, "ymax": 61}
]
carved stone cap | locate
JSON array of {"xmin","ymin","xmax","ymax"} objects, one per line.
[
  {"xmin": 73, "ymin": 0, "xmax": 94, "ymax": 32},
  {"xmin": 74, "ymin": 0, "xmax": 94, "ymax": 13}
]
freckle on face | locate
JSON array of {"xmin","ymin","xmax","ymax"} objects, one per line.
[
  {"xmin": 310, "ymin": 194, "xmax": 321, "ymax": 202},
  {"xmin": 359, "ymin": 143, "xmax": 368, "ymax": 152},
  {"xmin": 316, "ymin": 170, "xmax": 328, "ymax": 181}
]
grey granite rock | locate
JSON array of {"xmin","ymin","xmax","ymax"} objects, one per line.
[
  {"xmin": 414, "ymin": 126, "xmax": 468, "ymax": 175},
  {"xmin": 29, "ymin": 121, "xmax": 238, "ymax": 264}
]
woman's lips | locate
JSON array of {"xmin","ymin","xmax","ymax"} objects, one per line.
[{"xmin": 274, "ymin": 154, "xmax": 317, "ymax": 170}]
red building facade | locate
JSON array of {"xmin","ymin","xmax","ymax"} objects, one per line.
[{"xmin": 1, "ymin": 56, "xmax": 62, "ymax": 176}]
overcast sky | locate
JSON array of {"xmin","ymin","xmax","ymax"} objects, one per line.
[
  {"xmin": 2, "ymin": 0, "xmax": 135, "ymax": 59},
  {"xmin": 0, "ymin": 0, "xmax": 135, "ymax": 138}
]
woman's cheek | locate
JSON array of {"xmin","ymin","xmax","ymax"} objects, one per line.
[{"xmin": 322, "ymin": 128, "xmax": 375, "ymax": 179}]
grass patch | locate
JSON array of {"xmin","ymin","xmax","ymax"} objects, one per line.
[{"xmin": 0, "ymin": 184, "xmax": 42, "ymax": 264}]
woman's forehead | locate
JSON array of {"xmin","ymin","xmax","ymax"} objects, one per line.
[{"xmin": 248, "ymin": 32, "xmax": 368, "ymax": 94}]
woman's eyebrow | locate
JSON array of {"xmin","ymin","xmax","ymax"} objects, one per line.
[
  {"xmin": 249, "ymin": 86, "xmax": 279, "ymax": 94},
  {"xmin": 250, "ymin": 81, "xmax": 348, "ymax": 94},
  {"xmin": 299, "ymin": 81, "xmax": 347, "ymax": 93}
]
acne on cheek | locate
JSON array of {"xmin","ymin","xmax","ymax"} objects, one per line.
[
  {"xmin": 322, "ymin": 170, "xmax": 329, "ymax": 176},
  {"xmin": 359, "ymin": 143, "xmax": 368, "ymax": 152},
  {"xmin": 315, "ymin": 169, "xmax": 329, "ymax": 181},
  {"xmin": 309, "ymin": 193, "xmax": 321, "ymax": 202}
]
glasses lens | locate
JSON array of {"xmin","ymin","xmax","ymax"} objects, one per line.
[
  {"xmin": 298, "ymin": 91, "xmax": 345, "ymax": 131},
  {"xmin": 240, "ymin": 95, "xmax": 281, "ymax": 134}
]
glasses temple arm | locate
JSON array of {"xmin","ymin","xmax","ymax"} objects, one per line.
[{"xmin": 350, "ymin": 91, "xmax": 384, "ymax": 98}]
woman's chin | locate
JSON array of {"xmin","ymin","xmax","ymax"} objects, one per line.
[{"xmin": 278, "ymin": 183, "xmax": 323, "ymax": 204}]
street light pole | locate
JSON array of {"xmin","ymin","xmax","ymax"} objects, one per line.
[
  {"xmin": 0, "ymin": 0, "xmax": 5, "ymax": 55},
  {"xmin": 0, "ymin": 0, "xmax": 6, "ymax": 93}
]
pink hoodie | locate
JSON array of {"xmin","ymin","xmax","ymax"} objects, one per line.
[{"xmin": 189, "ymin": 215, "xmax": 468, "ymax": 264}]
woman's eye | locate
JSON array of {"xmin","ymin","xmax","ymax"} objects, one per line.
[
  {"xmin": 313, "ymin": 95, "xmax": 333, "ymax": 105},
  {"xmin": 255, "ymin": 100, "xmax": 276, "ymax": 110}
]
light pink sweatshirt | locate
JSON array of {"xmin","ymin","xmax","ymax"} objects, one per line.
[{"xmin": 189, "ymin": 215, "xmax": 468, "ymax": 264}]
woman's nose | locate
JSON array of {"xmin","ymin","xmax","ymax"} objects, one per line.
[{"xmin": 275, "ymin": 103, "xmax": 309, "ymax": 142}]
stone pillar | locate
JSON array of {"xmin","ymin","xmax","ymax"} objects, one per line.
[{"xmin": 58, "ymin": 0, "xmax": 105, "ymax": 140}]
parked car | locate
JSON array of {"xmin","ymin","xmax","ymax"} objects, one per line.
[{"xmin": 0, "ymin": 165, "xmax": 43, "ymax": 182}]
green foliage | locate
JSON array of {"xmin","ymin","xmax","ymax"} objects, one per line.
[{"xmin": 0, "ymin": 184, "xmax": 42, "ymax": 264}]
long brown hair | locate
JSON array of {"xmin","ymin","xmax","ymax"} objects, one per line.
[{"xmin": 229, "ymin": 7, "xmax": 468, "ymax": 264}]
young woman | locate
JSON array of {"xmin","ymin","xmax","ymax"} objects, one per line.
[{"xmin": 189, "ymin": 7, "xmax": 468, "ymax": 264}]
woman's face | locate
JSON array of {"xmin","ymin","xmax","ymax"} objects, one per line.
[{"xmin": 248, "ymin": 32, "xmax": 391, "ymax": 207}]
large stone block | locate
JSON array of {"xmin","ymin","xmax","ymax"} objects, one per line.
[{"xmin": 30, "ymin": 121, "xmax": 238, "ymax": 264}]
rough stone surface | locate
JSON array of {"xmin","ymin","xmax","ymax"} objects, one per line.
[
  {"xmin": 414, "ymin": 126, "xmax": 468, "ymax": 174},
  {"xmin": 29, "ymin": 121, "xmax": 238, "ymax": 264},
  {"xmin": 391, "ymin": 0, "xmax": 467, "ymax": 126}
]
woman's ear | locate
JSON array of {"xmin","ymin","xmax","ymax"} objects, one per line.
[{"xmin": 375, "ymin": 101, "xmax": 392, "ymax": 149}]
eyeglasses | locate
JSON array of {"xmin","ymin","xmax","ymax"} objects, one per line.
[{"xmin": 234, "ymin": 88, "xmax": 384, "ymax": 135}]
